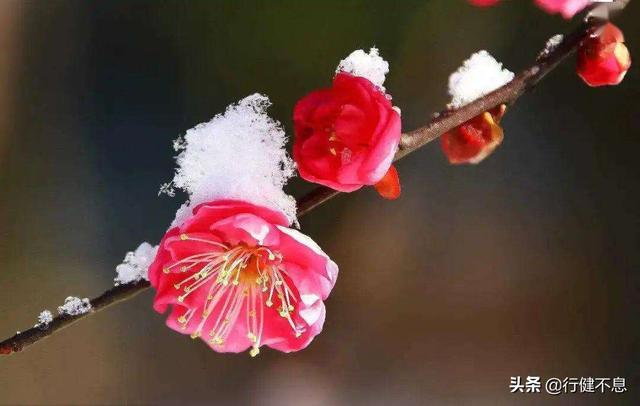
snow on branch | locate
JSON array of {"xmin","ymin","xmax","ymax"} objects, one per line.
[
  {"xmin": 57, "ymin": 297, "xmax": 92, "ymax": 316},
  {"xmin": 114, "ymin": 242, "xmax": 158, "ymax": 285},
  {"xmin": 35, "ymin": 310, "xmax": 53, "ymax": 329},
  {"xmin": 448, "ymin": 50, "xmax": 514, "ymax": 108}
]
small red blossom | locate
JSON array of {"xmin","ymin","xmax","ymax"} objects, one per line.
[
  {"xmin": 149, "ymin": 200, "xmax": 338, "ymax": 356},
  {"xmin": 469, "ymin": 0, "xmax": 500, "ymax": 6},
  {"xmin": 293, "ymin": 72, "xmax": 401, "ymax": 194},
  {"xmin": 468, "ymin": 0, "xmax": 590, "ymax": 18},
  {"xmin": 577, "ymin": 23, "xmax": 631, "ymax": 87},
  {"xmin": 441, "ymin": 105, "xmax": 506, "ymax": 165},
  {"xmin": 534, "ymin": 0, "xmax": 590, "ymax": 18}
]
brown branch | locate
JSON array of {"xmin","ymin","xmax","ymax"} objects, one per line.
[
  {"xmin": 0, "ymin": 281, "xmax": 150, "ymax": 355},
  {"xmin": 0, "ymin": 0, "xmax": 630, "ymax": 356}
]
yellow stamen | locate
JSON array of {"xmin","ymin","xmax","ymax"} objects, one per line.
[{"xmin": 162, "ymin": 243, "xmax": 301, "ymax": 348}]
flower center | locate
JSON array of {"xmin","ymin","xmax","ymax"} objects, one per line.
[
  {"xmin": 325, "ymin": 128, "xmax": 355, "ymax": 165},
  {"xmin": 162, "ymin": 234, "xmax": 302, "ymax": 357}
]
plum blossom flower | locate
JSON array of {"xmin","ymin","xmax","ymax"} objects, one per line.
[
  {"xmin": 148, "ymin": 200, "xmax": 338, "ymax": 356},
  {"xmin": 293, "ymin": 48, "xmax": 401, "ymax": 198},
  {"xmin": 534, "ymin": 0, "xmax": 590, "ymax": 18},
  {"xmin": 469, "ymin": 0, "xmax": 500, "ymax": 6},
  {"xmin": 148, "ymin": 95, "xmax": 337, "ymax": 356},
  {"xmin": 577, "ymin": 23, "xmax": 631, "ymax": 87},
  {"xmin": 468, "ymin": 0, "xmax": 591, "ymax": 19}
]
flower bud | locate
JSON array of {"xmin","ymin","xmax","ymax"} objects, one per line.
[
  {"xmin": 441, "ymin": 105, "xmax": 506, "ymax": 165},
  {"xmin": 577, "ymin": 23, "xmax": 631, "ymax": 87},
  {"xmin": 469, "ymin": 0, "xmax": 500, "ymax": 6}
]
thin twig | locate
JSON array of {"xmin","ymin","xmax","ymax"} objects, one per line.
[
  {"xmin": 0, "ymin": 0, "xmax": 630, "ymax": 356},
  {"xmin": 0, "ymin": 281, "xmax": 150, "ymax": 355}
]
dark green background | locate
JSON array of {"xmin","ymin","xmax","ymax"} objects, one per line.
[{"xmin": 0, "ymin": 1, "xmax": 638, "ymax": 404}]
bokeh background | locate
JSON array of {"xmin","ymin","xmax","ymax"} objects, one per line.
[{"xmin": 0, "ymin": 1, "xmax": 638, "ymax": 405}]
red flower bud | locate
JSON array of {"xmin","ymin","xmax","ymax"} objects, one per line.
[
  {"xmin": 468, "ymin": 0, "xmax": 501, "ymax": 6},
  {"xmin": 440, "ymin": 105, "xmax": 506, "ymax": 165},
  {"xmin": 469, "ymin": 0, "xmax": 590, "ymax": 18},
  {"xmin": 577, "ymin": 23, "xmax": 631, "ymax": 87}
]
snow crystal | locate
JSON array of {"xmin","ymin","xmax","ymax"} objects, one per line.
[
  {"xmin": 166, "ymin": 94, "xmax": 297, "ymax": 226},
  {"xmin": 114, "ymin": 242, "xmax": 158, "ymax": 285},
  {"xmin": 336, "ymin": 47, "xmax": 390, "ymax": 91},
  {"xmin": 448, "ymin": 50, "xmax": 514, "ymax": 108},
  {"xmin": 158, "ymin": 182, "xmax": 175, "ymax": 197},
  {"xmin": 57, "ymin": 296, "xmax": 92, "ymax": 316},
  {"xmin": 538, "ymin": 34, "xmax": 564, "ymax": 59},
  {"xmin": 35, "ymin": 310, "xmax": 53, "ymax": 328}
]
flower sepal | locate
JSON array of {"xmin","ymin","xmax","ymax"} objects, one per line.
[{"xmin": 374, "ymin": 165, "xmax": 401, "ymax": 200}]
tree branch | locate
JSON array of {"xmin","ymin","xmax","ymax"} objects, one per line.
[{"xmin": 0, "ymin": 0, "xmax": 630, "ymax": 356}]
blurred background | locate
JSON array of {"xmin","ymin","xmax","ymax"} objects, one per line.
[{"xmin": 0, "ymin": 1, "xmax": 638, "ymax": 404}]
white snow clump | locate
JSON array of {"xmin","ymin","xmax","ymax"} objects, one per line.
[
  {"xmin": 57, "ymin": 297, "xmax": 92, "ymax": 316},
  {"xmin": 337, "ymin": 47, "xmax": 390, "ymax": 91},
  {"xmin": 163, "ymin": 94, "xmax": 297, "ymax": 226},
  {"xmin": 448, "ymin": 50, "xmax": 514, "ymax": 108},
  {"xmin": 35, "ymin": 310, "xmax": 53, "ymax": 328},
  {"xmin": 114, "ymin": 242, "xmax": 158, "ymax": 285}
]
